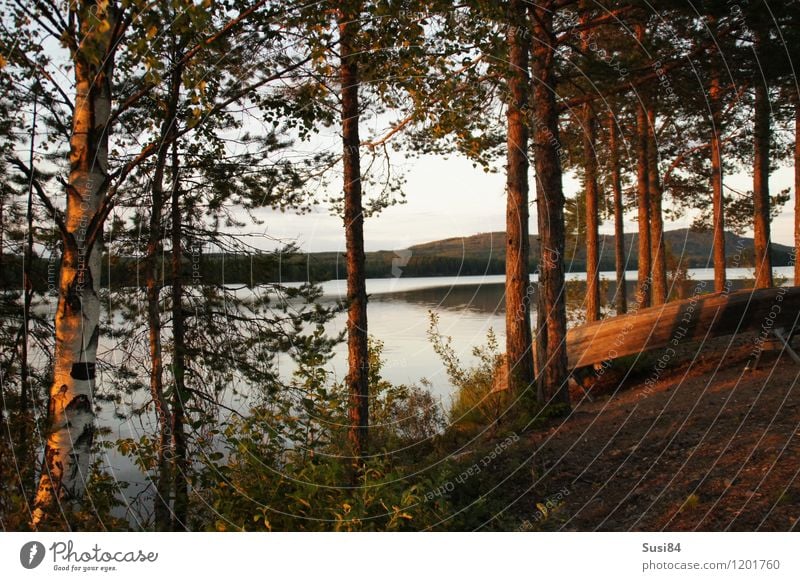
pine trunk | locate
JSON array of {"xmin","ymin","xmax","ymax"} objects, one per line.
[
  {"xmin": 580, "ymin": 2, "xmax": 600, "ymax": 323},
  {"xmin": 339, "ymin": 4, "xmax": 369, "ymax": 462},
  {"xmin": 583, "ymin": 103, "xmax": 600, "ymax": 322},
  {"xmin": 710, "ymin": 72, "xmax": 727, "ymax": 293},
  {"xmin": 170, "ymin": 139, "xmax": 188, "ymax": 529},
  {"xmin": 146, "ymin": 62, "xmax": 182, "ymax": 531},
  {"xmin": 505, "ymin": 0, "xmax": 534, "ymax": 393},
  {"xmin": 608, "ymin": 115, "xmax": 627, "ymax": 314},
  {"xmin": 794, "ymin": 100, "xmax": 799, "ymax": 286},
  {"xmin": 0, "ymin": 192, "xmax": 4, "ymax": 279},
  {"xmin": 635, "ymin": 101, "xmax": 652, "ymax": 308},
  {"xmin": 20, "ymin": 96, "xmax": 37, "ymax": 459},
  {"xmin": 647, "ymin": 106, "xmax": 667, "ymax": 305},
  {"xmin": 531, "ymin": 4, "xmax": 569, "ymax": 407},
  {"xmin": 752, "ymin": 28, "xmax": 773, "ymax": 289},
  {"xmin": 32, "ymin": 7, "xmax": 114, "ymax": 526}
]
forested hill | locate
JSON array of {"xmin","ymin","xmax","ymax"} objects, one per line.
[
  {"xmin": 406, "ymin": 228, "xmax": 794, "ymax": 267},
  {"xmin": 1, "ymin": 228, "xmax": 793, "ymax": 289},
  {"xmin": 287, "ymin": 228, "xmax": 794, "ymax": 281}
]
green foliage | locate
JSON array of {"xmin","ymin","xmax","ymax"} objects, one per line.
[
  {"xmin": 189, "ymin": 337, "xmax": 449, "ymax": 531},
  {"xmin": 363, "ymin": 338, "xmax": 446, "ymax": 454},
  {"xmin": 427, "ymin": 312, "xmax": 508, "ymax": 434},
  {"xmin": 3, "ymin": 0, "xmax": 800, "ymax": 534},
  {"xmin": 30, "ymin": 443, "xmax": 130, "ymax": 532}
]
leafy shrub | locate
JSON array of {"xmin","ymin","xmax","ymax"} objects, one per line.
[
  {"xmin": 191, "ymin": 337, "xmax": 449, "ymax": 531},
  {"xmin": 426, "ymin": 312, "xmax": 508, "ymax": 434}
]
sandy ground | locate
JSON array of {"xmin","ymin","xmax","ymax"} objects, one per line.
[{"xmin": 494, "ymin": 332, "xmax": 800, "ymax": 531}]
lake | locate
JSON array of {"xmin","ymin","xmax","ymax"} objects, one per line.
[
  {"xmin": 97, "ymin": 266, "xmax": 792, "ymax": 521},
  {"xmin": 294, "ymin": 267, "xmax": 794, "ymax": 400}
]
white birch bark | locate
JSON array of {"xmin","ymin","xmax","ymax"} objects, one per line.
[{"xmin": 33, "ymin": 4, "xmax": 114, "ymax": 526}]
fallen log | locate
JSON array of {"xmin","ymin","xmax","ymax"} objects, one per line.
[
  {"xmin": 491, "ymin": 286, "xmax": 800, "ymax": 394},
  {"xmin": 566, "ymin": 286, "xmax": 800, "ymax": 369}
]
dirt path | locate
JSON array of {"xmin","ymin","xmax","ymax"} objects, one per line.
[{"xmin": 505, "ymin": 333, "xmax": 800, "ymax": 531}]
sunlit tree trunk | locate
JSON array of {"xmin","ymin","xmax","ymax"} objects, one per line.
[
  {"xmin": 583, "ymin": 105, "xmax": 600, "ymax": 321},
  {"xmin": 608, "ymin": 114, "xmax": 627, "ymax": 314},
  {"xmin": 752, "ymin": 25, "xmax": 773, "ymax": 289},
  {"xmin": 710, "ymin": 71, "xmax": 727, "ymax": 293},
  {"xmin": 33, "ymin": 4, "xmax": 115, "ymax": 527},
  {"xmin": 580, "ymin": 3, "xmax": 600, "ymax": 323},
  {"xmin": 794, "ymin": 99, "xmax": 799, "ymax": 286},
  {"xmin": 505, "ymin": 0, "xmax": 534, "ymax": 393},
  {"xmin": 531, "ymin": 3, "xmax": 569, "ymax": 407},
  {"xmin": 635, "ymin": 100, "xmax": 651, "ymax": 308},
  {"xmin": 647, "ymin": 106, "xmax": 667, "ymax": 305},
  {"xmin": 338, "ymin": 2, "xmax": 369, "ymax": 463}
]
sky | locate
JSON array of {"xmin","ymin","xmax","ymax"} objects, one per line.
[{"xmin": 249, "ymin": 151, "xmax": 797, "ymax": 254}]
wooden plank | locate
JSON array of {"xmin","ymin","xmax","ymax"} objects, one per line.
[{"xmin": 566, "ymin": 286, "xmax": 800, "ymax": 369}]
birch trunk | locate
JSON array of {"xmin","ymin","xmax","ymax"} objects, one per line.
[{"xmin": 33, "ymin": 5, "xmax": 115, "ymax": 526}]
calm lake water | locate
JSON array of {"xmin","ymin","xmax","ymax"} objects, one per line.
[
  {"xmin": 97, "ymin": 266, "xmax": 792, "ymax": 521},
  {"xmin": 291, "ymin": 267, "xmax": 795, "ymax": 400}
]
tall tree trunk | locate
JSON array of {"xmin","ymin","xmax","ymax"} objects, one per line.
[
  {"xmin": 752, "ymin": 25, "xmax": 773, "ymax": 289},
  {"xmin": 33, "ymin": 6, "xmax": 114, "ymax": 527},
  {"xmin": 646, "ymin": 106, "xmax": 667, "ymax": 305},
  {"xmin": 635, "ymin": 100, "xmax": 652, "ymax": 308},
  {"xmin": 794, "ymin": 99, "xmax": 799, "ymax": 286},
  {"xmin": 146, "ymin": 207, "xmax": 171, "ymax": 531},
  {"xmin": 608, "ymin": 114, "xmax": 627, "ymax": 314},
  {"xmin": 633, "ymin": 24, "xmax": 651, "ymax": 308},
  {"xmin": 580, "ymin": 3, "xmax": 600, "ymax": 323},
  {"xmin": 0, "ymin": 190, "xmax": 4, "ymax": 281},
  {"xmin": 531, "ymin": 3, "xmax": 569, "ymax": 407},
  {"xmin": 505, "ymin": 0, "xmax": 534, "ymax": 393},
  {"xmin": 146, "ymin": 61, "xmax": 182, "ymax": 531},
  {"xmin": 338, "ymin": 3, "xmax": 369, "ymax": 463},
  {"xmin": 170, "ymin": 139, "xmax": 188, "ymax": 530},
  {"xmin": 583, "ymin": 105, "xmax": 600, "ymax": 321},
  {"xmin": 710, "ymin": 71, "xmax": 727, "ymax": 293},
  {"xmin": 20, "ymin": 93, "xmax": 37, "ymax": 459}
]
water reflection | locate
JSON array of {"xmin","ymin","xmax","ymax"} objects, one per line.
[{"xmin": 367, "ymin": 270, "xmax": 784, "ymax": 316}]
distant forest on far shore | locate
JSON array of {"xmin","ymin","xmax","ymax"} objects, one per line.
[{"xmin": 3, "ymin": 228, "xmax": 794, "ymax": 289}]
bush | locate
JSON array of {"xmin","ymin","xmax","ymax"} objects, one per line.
[
  {"xmin": 426, "ymin": 312, "xmax": 509, "ymax": 435},
  {"xmin": 193, "ymin": 337, "xmax": 449, "ymax": 531}
]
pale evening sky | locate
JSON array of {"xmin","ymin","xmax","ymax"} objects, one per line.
[{"xmin": 248, "ymin": 152, "xmax": 797, "ymax": 254}]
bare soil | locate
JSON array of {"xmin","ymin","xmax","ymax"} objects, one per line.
[{"xmin": 499, "ymin": 332, "xmax": 800, "ymax": 531}]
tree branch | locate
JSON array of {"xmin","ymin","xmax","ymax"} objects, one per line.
[
  {"xmin": 6, "ymin": 156, "xmax": 68, "ymax": 238},
  {"xmin": 108, "ymin": 0, "xmax": 270, "ymax": 125}
]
